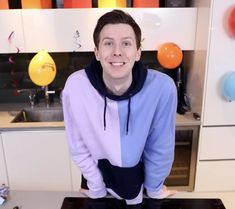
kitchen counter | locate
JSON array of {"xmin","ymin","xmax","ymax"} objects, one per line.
[
  {"xmin": 0, "ymin": 103, "xmax": 200, "ymax": 130},
  {"xmin": 1, "ymin": 191, "xmax": 234, "ymax": 209},
  {"xmin": 0, "ymin": 103, "xmax": 64, "ymax": 130}
]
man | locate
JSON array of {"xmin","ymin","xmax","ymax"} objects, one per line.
[{"xmin": 62, "ymin": 9, "xmax": 177, "ymax": 205}]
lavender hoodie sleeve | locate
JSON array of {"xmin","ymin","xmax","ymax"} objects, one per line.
[{"xmin": 62, "ymin": 79, "xmax": 107, "ymax": 198}]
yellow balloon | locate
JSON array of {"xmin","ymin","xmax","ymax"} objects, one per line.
[{"xmin": 28, "ymin": 49, "xmax": 56, "ymax": 86}]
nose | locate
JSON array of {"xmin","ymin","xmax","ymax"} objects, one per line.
[{"xmin": 113, "ymin": 44, "xmax": 122, "ymax": 56}]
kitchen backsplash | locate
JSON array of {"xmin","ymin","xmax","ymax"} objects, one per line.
[{"xmin": 0, "ymin": 51, "xmax": 178, "ymax": 103}]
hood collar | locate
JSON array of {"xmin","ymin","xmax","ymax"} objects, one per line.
[
  {"xmin": 85, "ymin": 57, "xmax": 147, "ymax": 100},
  {"xmin": 85, "ymin": 57, "xmax": 147, "ymax": 134}
]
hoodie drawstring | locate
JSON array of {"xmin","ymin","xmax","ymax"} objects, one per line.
[
  {"xmin": 103, "ymin": 96, "xmax": 131, "ymax": 135},
  {"xmin": 103, "ymin": 96, "xmax": 107, "ymax": 130},
  {"xmin": 126, "ymin": 97, "xmax": 131, "ymax": 135}
]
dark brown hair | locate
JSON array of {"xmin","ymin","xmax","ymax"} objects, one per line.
[{"xmin": 93, "ymin": 9, "xmax": 142, "ymax": 49}]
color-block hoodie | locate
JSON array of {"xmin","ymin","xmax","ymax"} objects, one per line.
[{"xmin": 62, "ymin": 57, "xmax": 177, "ymax": 204}]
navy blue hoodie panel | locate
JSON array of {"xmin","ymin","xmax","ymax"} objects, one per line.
[{"xmin": 98, "ymin": 159, "xmax": 144, "ymax": 200}]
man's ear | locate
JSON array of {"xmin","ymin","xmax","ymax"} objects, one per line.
[
  {"xmin": 94, "ymin": 47, "xmax": 100, "ymax": 61},
  {"xmin": 135, "ymin": 48, "xmax": 141, "ymax": 61}
]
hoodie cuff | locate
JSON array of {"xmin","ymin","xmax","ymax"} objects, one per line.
[
  {"xmin": 88, "ymin": 188, "xmax": 107, "ymax": 198},
  {"xmin": 85, "ymin": 176, "xmax": 107, "ymax": 198},
  {"xmin": 146, "ymin": 187, "xmax": 165, "ymax": 199},
  {"xmin": 81, "ymin": 187, "xmax": 107, "ymax": 199}
]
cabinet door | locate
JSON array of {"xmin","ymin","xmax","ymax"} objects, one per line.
[
  {"xmin": 0, "ymin": 10, "xmax": 25, "ymax": 53},
  {"xmin": 203, "ymin": 0, "xmax": 235, "ymax": 125},
  {"xmin": 1, "ymin": 130, "xmax": 72, "ymax": 191},
  {"xmin": 22, "ymin": 8, "xmax": 197, "ymax": 52},
  {"xmin": 0, "ymin": 133, "xmax": 8, "ymax": 186},
  {"xmin": 199, "ymin": 127, "xmax": 235, "ymax": 160},
  {"xmin": 196, "ymin": 126, "xmax": 235, "ymax": 191},
  {"xmin": 22, "ymin": 9, "xmax": 90, "ymax": 52},
  {"xmin": 195, "ymin": 161, "xmax": 235, "ymax": 191}
]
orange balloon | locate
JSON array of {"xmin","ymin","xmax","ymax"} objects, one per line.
[{"xmin": 157, "ymin": 42, "xmax": 183, "ymax": 69}]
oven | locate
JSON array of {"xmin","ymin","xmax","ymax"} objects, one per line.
[{"xmin": 165, "ymin": 126, "xmax": 199, "ymax": 191}]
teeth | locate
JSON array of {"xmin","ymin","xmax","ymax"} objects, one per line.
[{"xmin": 111, "ymin": 62, "xmax": 124, "ymax": 66}]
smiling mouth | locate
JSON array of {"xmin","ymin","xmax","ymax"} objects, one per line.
[{"xmin": 110, "ymin": 62, "xmax": 125, "ymax": 66}]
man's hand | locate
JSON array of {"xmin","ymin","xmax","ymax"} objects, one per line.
[
  {"xmin": 154, "ymin": 185, "xmax": 177, "ymax": 199},
  {"xmin": 147, "ymin": 185, "xmax": 177, "ymax": 199}
]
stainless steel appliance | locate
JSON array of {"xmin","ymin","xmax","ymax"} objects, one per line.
[{"xmin": 165, "ymin": 126, "xmax": 199, "ymax": 191}]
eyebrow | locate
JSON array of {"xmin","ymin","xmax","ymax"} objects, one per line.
[{"xmin": 101, "ymin": 37, "xmax": 134, "ymax": 41}]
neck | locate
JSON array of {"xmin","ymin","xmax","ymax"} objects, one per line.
[{"xmin": 103, "ymin": 76, "xmax": 132, "ymax": 96}]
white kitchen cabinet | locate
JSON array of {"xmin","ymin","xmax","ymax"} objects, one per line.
[
  {"xmin": 199, "ymin": 127, "xmax": 235, "ymax": 160},
  {"xmin": 0, "ymin": 10, "xmax": 25, "ymax": 53},
  {"xmin": 0, "ymin": 133, "xmax": 8, "ymax": 186},
  {"xmin": 195, "ymin": 0, "xmax": 235, "ymax": 191},
  {"xmin": 21, "ymin": 8, "xmax": 197, "ymax": 52},
  {"xmin": 1, "ymin": 130, "xmax": 72, "ymax": 191},
  {"xmin": 0, "ymin": 8, "xmax": 197, "ymax": 53},
  {"xmin": 195, "ymin": 161, "xmax": 235, "ymax": 191},
  {"xmin": 202, "ymin": 0, "xmax": 235, "ymax": 126},
  {"xmin": 195, "ymin": 127, "xmax": 235, "ymax": 191},
  {"xmin": 195, "ymin": 0, "xmax": 235, "ymax": 192}
]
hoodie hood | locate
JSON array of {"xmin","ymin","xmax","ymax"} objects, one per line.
[
  {"xmin": 85, "ymin": 57, "xmax": 147, "ymax": 100},
  {"xmin": 85, "ymin": 57, "xmax": 147, "ymax": 134}
]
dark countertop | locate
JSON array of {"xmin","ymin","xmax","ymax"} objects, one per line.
[{"xmin": 0, "ymin": 191, "xmax": 234, "ymax": 209}]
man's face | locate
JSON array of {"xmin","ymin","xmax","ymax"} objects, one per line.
[{"xmin": 95, "ymin": 23, "xmax": 141, "ymax": 82}]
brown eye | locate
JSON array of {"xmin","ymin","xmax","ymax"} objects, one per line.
[
  {"xmin": 104, "ymin": 41, "xmax": 113, "ymax": 46},
  {"xmin": 123, "ymin": 41, "xmax": 131, "ymax": 47}
]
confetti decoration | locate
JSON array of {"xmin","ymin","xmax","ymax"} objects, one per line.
[
  {"xmin": 7, "ymin": 31, "xmax": 21, "ymax": 95},
  {"xmin": 74, "ymin": 30, "xmax": 82, "ymax": 51}
]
